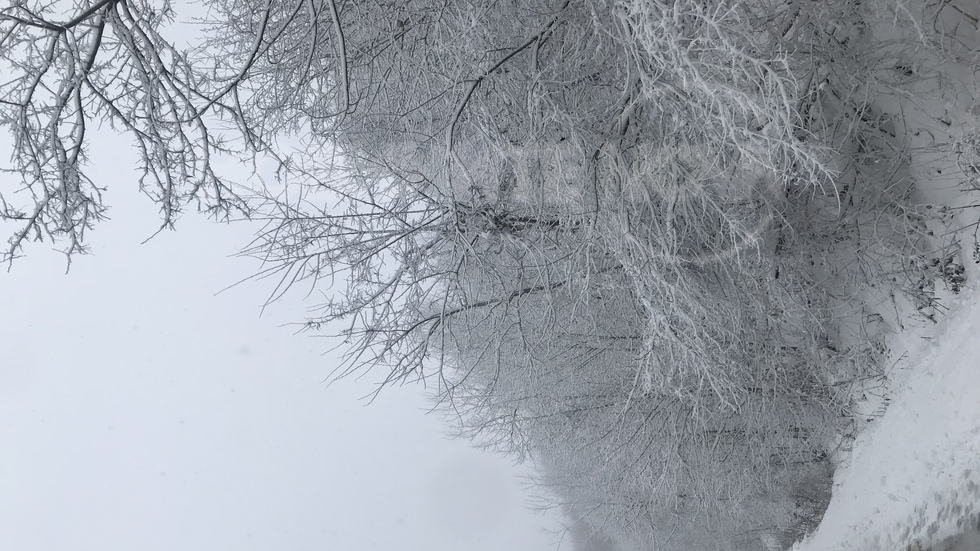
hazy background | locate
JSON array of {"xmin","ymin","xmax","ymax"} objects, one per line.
[{"xmin": 0, "ymin": 127, "xmax": 569, "ymax": 550}]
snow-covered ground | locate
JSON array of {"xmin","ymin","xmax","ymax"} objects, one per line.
[{"xmin": 794, "ymin": 287, "xmax": 980, "ymax": 551}]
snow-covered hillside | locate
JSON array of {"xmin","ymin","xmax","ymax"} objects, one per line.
[{"xmin": 793, "ymin": 288, "xmax": 980, "ymax": 551}]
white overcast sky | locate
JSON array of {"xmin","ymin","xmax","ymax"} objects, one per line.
[{"xmin": 0, "ymin": 108, "xmax": 571, "ymax": 550}]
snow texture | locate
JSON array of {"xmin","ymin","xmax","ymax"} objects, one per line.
[{"xmin": 793, "ymin": 286, "xmax": 980, "ymax": 551}]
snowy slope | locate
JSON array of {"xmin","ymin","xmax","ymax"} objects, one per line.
[{"xmin": 793, "ymin": 286, "xmax": 980, "ymax": 551}]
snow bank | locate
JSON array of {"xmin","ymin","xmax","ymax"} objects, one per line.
[{"xmin": 794, "ymin": 290, "xmax": 980, "ymax": 551}]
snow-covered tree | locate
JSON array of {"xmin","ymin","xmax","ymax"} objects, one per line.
[{"xmin": 3, "ymin": 0, "xmax": 968, "ymax": 549}]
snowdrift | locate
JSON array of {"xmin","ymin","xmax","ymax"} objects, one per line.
[{"xmin": 794, "ymin": 289, "xmax": 980, "ymax": 551}]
